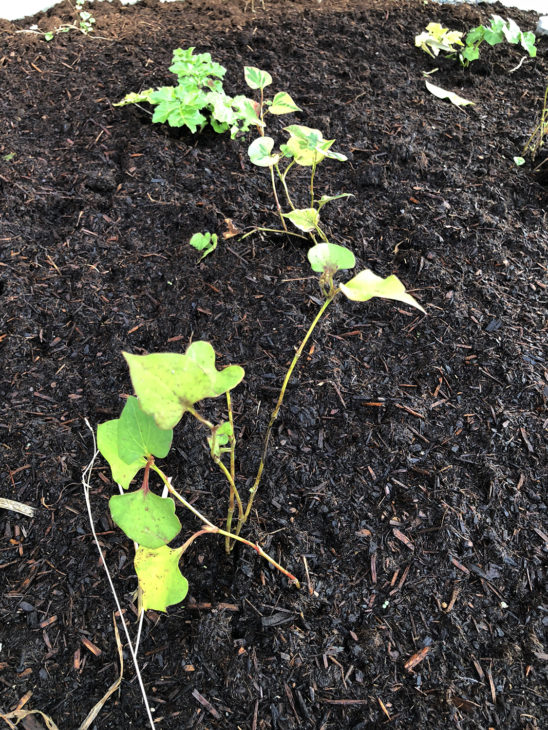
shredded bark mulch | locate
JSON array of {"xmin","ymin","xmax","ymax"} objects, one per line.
[{"xmin": 1, "ymin": 1, "xmax": 546, "ymax": 728}]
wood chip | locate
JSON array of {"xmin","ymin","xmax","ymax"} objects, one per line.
[
  {"xmin": 393, "ymin": 528, "xmax": 414, "ymax": 550},
  {"xmin": 450, "ymin": 556, "xmax": 470, "ymax": 574},
  {"xmin": 192, "ymin": 689, "xmax": 221, "ymax": 719},
  {"xmin": 486, "ymin": 666, "xmax": 496, "ymax": 703},
  {"xmin": 378, "ymin": 697, "xmax": 391, "ymax": 719},
  {"xmin": 520, "ymin": 427, "xmax": 534, "ymax": 453},
  {"xmin": 404, "ymin": 646, "xmax": 430, "ymax": 671},
  {"xmin": 81, "ymin": 637, "xmax": 101, "ymax": 656},
  {"xmin": 395, "ymin": 403, "xmax": 424, "ymax": 419}
]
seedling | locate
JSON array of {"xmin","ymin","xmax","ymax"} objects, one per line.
[
  {"xmin": 114, "ymin": 48, "xmax": 259, "ymax": 137},
  {"xmin": 189, "ymin": 231, "xmax": 218, "ymax": 260},
  {"xmin": 415, "ymin": 16, "xmax": 537, "ymax": 67},
  {"xmin": 17, "ymin": 0, "xmax": 96, "ymax": 41},
  {"xmin": 243, "ymin": 67, "xmax": 350, "ymax": 240},
  {"xmin": 98, "ymin": 247, "xmax": 425, "ymax": 612}
]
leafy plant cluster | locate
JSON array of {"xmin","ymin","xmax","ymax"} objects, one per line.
[
  {"xmin": 191, "ymin": 64, "xmax": 351, "ymax": 254},
  {"xmin": 415, "ymin": 15, "xmax": 537, "ymax": 67},
  {"xmin": 103, "ymin": 50, "xmax": 427, "ymax": 612},
  {"xmin": 114, "ymin": 47, "xmax": 261, "ymax": 137}
]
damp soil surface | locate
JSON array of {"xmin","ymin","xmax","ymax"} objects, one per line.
[{"xmin": 1, "ymin": 1, "xmax": 547, "ymax": 728}]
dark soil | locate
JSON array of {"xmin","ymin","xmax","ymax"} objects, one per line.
[{"xmin": 1, "ymin": 1, "xmax": 547, "ymax": 728}]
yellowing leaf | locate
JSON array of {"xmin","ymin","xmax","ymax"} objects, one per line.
[
  {"xmin": 424, "ymin": 80, "xmax": 475, "ymax": 108},
  {"xmin": 135, "ymin": 545, "xmax": 188, "ymax": 612},
  {"xmin": 340, "ymin": 270, "xmax": 426, "ymax": 313},
  {"xmin": 124, "ymin": 343, "xmax": 244, "ymax": 430}
]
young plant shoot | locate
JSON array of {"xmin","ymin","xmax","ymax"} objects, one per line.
[
  {"xmin": 415, "ymin": 16, "xmax": 537, "ymax": 67},
  {"xmin": 243, "ymin": 66, "xmax": 350, "ymax": 240},
  {"xmin": 98, "ymin": 252, "xmax": 425, "ymax": 612},
  {"xmin": 189, "ymin": 231, "xmax": 218, "ymax": 260}
]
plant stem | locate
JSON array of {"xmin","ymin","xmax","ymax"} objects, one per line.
[
  {"xmin": 210, "ymin": 526, "xmax": 300, "ymax": 586},
  {"xmin": 151, "ymin": 463, "xmax": 217, "ymax": 528},
  {"xmin": 310, "ymin": 160, "xmax": 317, "ymax": 209},
  {"xmin": 214, "ymin": 457, "xmax": 243, "ymax": 526},
  {"xmin": 276, "ymin": 161, "xmax": 296, "ymax": 209},
  {"xmin": 237, "ymin": 295, "xmax": 335, "ymax": 531},
  {"xmin": 225, "ymin": 391, "xmax": 237, "ymax": 551},
  {"xmin": 186, "ymin": 405, "xmax": 243, "ymax": 535},
  {"xmin": 187, "ymin": 405, "xmax": 215, "ymax": 431},
  {"xmin": 270, "ymin": 166, "xmax": 288, "ymax": 231},
  {"xmin": 151, "ymin": 465, "xmax": 299, "ymax": 587},
  {"xmin": 240, "ymin": 227, "xmax": 307, "ymax": 242},
  {"xmin": 178, "ymin": 528, "xmax": 211, "ymax": 556},
  {"xmin": 314, "ymin": 222, "xmax": 329, "ymax": 243}
]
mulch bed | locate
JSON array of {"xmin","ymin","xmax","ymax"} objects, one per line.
[{"xmin": 1, "ymin": 0, "xmax": 547, "ymax": 728}]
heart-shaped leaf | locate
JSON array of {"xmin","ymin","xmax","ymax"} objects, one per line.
[
  {"xmin": 118, "ymin": 396, "xmax": 173, "ymax": 464},
  {"xmin": 244, "ymin": 66, "xmax": 272, "ymax": 90},
  {"xmin": 110, "ymin": 489, "xmax": 181, "ymax": 549},
  {"xmin": 282, "ymin": 208, "xmax": 319, "ymax": 232},
  {"xmin": 97, "ymin": 418, "xmax": 146, "ymax": 490},
  {"xmin": 248, "ymin": 136, "xmax": 280, "ymax": 167},
  {"xmin": 268, "ymin": 92, "xmax": 302, "ymax": 115},
  {"xmin": 283, "ymin": 125, "xmax": 347, "ymax": 166},
  {"xmin": 308, "ymin": 243, "xmax": 356, "ymax": 273},
  {"xmin": 135, "ymin": 545, "xmax": 189, "ymax": 612},
  {"xmin": 340, "ymin": 270, "xmax": 426, "ymax": 313},
  {"xmin": 124, "ymin": 343, "xmax": 245, "ymax": 430}
]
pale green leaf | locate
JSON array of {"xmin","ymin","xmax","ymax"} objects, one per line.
[
  {"xmin": 110, "ymin": 490, "xmax": 181, "ymax": 549},
  {"xmin": 340, "ymin": 270, "xmax": 426, "ymax": 314},
  {"xmin": 282, "ymin": 208, "xmax": 319, "ymax": 232},
  {"xmin": 123, "ymin": 343, "xmax": 245, "ymax": 430},
  {"xmin": 308, "ymin": 243, "xmax": 356, "ymax": 273},
  {"xmin": 135, "ymin": 545, "xmax": 189, "ymax": 612},
  {"xmin": 97, "ymin": 419, "xmax": 146, "ymax": 490},
  {"xmin": 244, "ymin": 66, "xmax": 272, "ymax": 90},
  {"xmin": 248, "ymin": 136, "xmax": 280, "ymax": 167},
  {"xmin": 118, "ymin": 396, "xmax": 173, "ymax": 464},
  {"xmin": 283, "ymin": 125, "xmax": 346, "ymax": 166},
  {"xmin": 315, "ymin": 193, "xmax": 353, "ymax": 211},
  {"xmin": 189, "ymin": 232, "xmax": 218, "ymax": 260},
  {"xmin": 268, "ymin": 91, "xmax": 302, "ymax": 115},
  {"xmin": 113, "ymin": 89, "xmax": 154, "ymax": 107},
  {"xmin": 207, "ymin": 421, "xmax": 233, "ymax": 458}
]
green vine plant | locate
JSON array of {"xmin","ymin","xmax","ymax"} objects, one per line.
[
  {"xmin": 415, "ymin": 16, "xmax": 537, "ymax": 68},
  {"xmin": 186, "ymin": 64, "xmax": 350, "ymax": 253},
  {"xmin": 242, "ymin": 65, "xmax": 351, "ymax": 241},
  {"xmin": 97, "ymin": 249, "xmax": 425, "ymax": 613}
]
